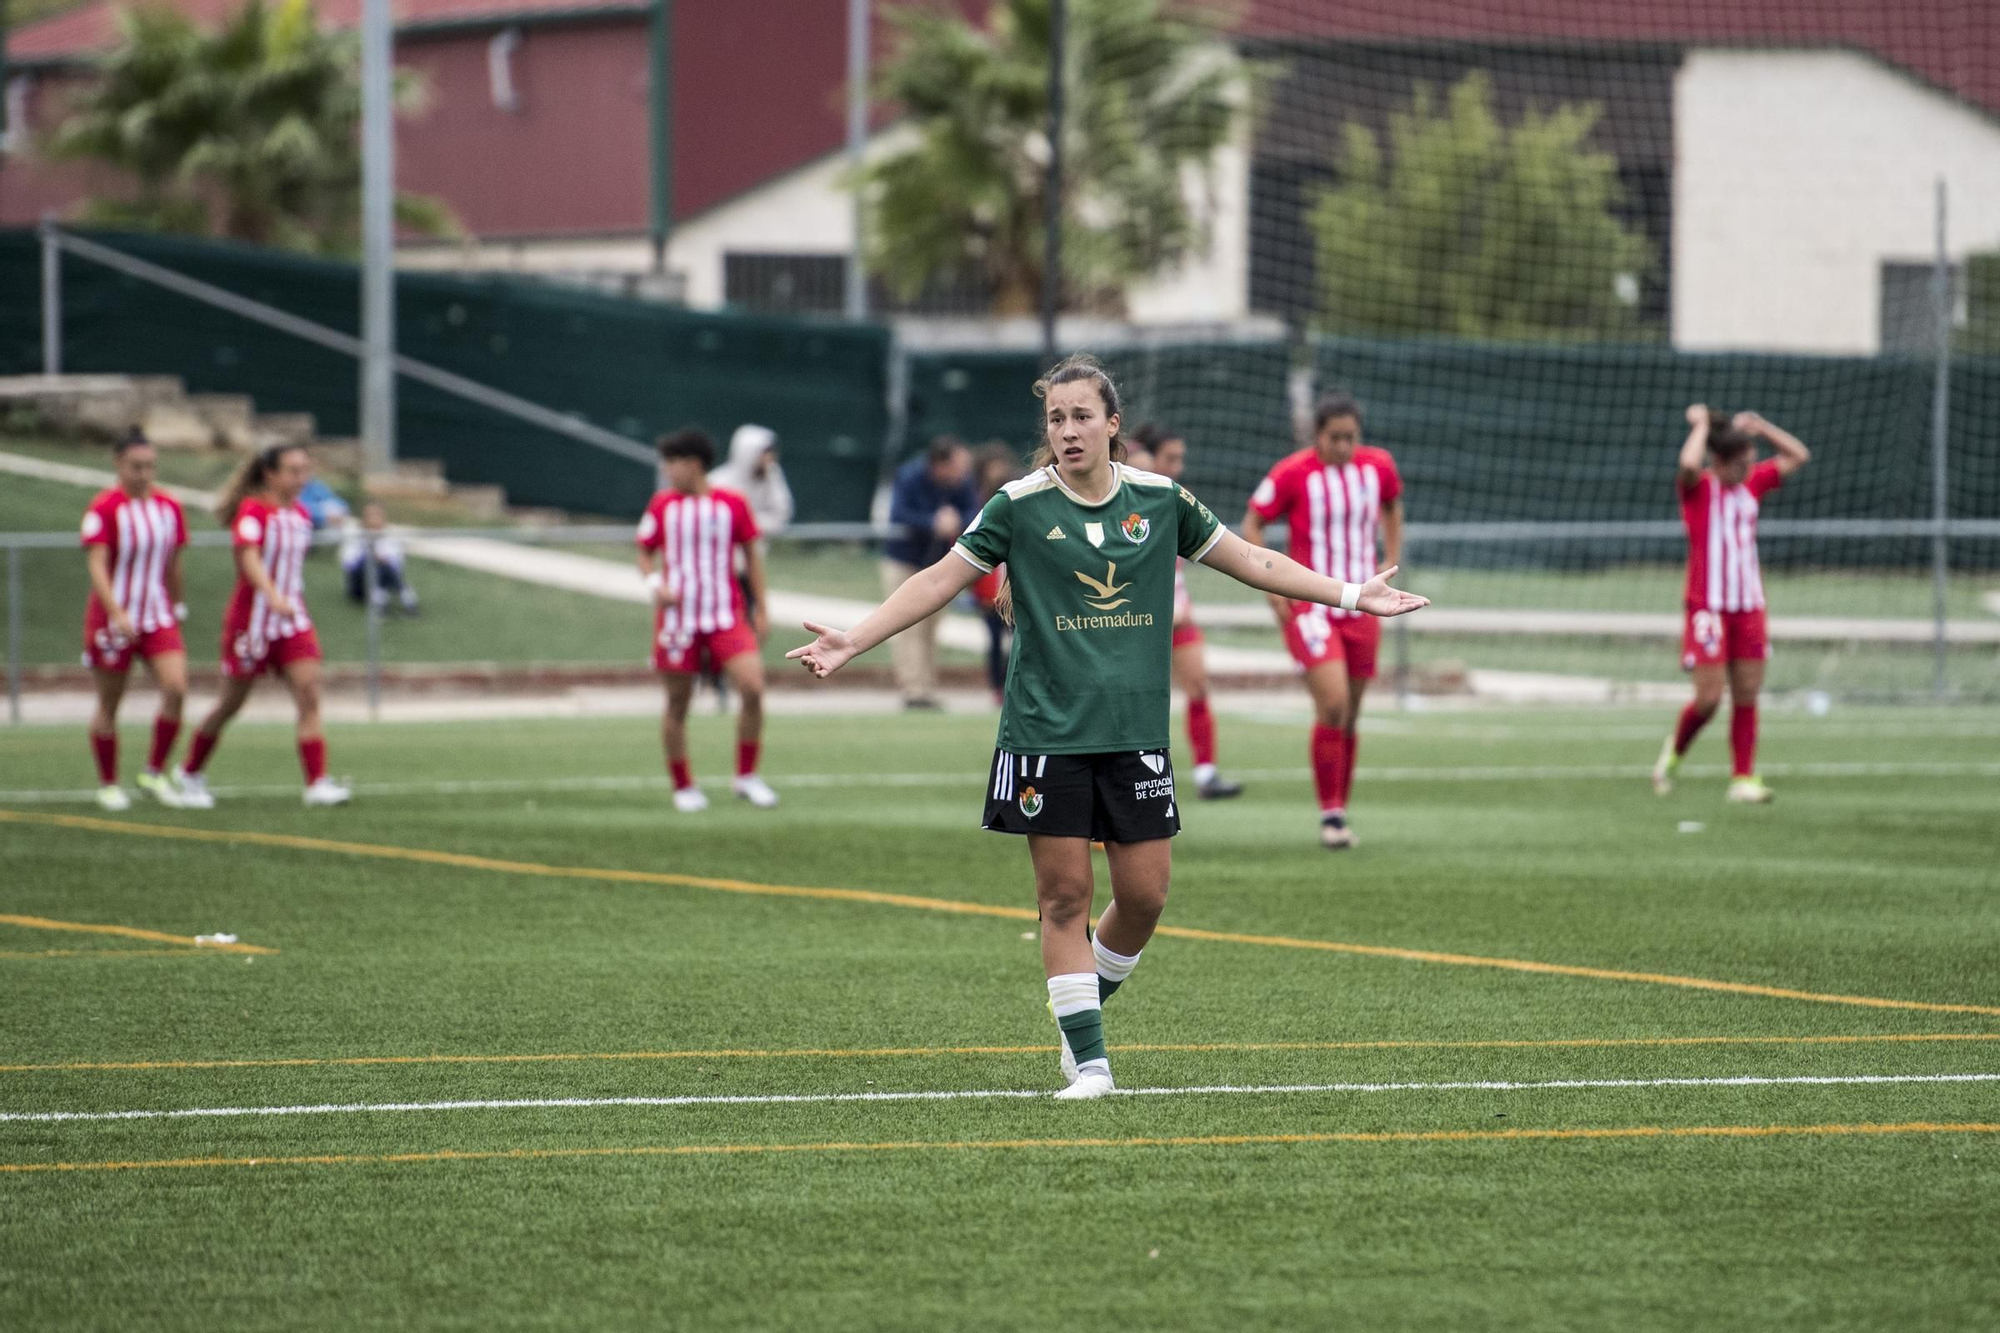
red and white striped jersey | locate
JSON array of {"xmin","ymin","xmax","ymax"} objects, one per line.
[
  {"xmin": 226, "ymin": 497, "xmax": 315, "ymax": 645},
  {"xmin": 1680, "ymin": 461, "xmax": 1784, "ymax": 612},
  {"xmin": 1249, "ymin": 445, "xmax": 1402, "ymax": 619},
  {"xmin": 636, "ymin": 488, "xmax": 759, "ymax": 634},
  {"xmin": 1172, "ymin": 558, "xmax": 1192, "ymax": 624},
  {"xmin": 81, "ymin": 488, "xmax": 187, "ymax": 633}
]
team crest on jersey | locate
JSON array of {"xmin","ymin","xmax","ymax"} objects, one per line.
[
  {"xmin": 1120, "ymin": 512, "xmax": 1150, "ymax": 544},
  {"xmin": 1018, "ymin": 786, "xmax": 1043, "ymax": 818}
]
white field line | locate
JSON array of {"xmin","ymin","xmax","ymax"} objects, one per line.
[
  {"xmin": 5, "ymin": 1072, "xmax": 1997, "ymax": 1125},
  {"xmin": 3, "ymin": 760, "xmax": 1997, "ymax": 806}
]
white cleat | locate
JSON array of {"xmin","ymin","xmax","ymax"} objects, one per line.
[
  {"xmin": 95, "ymin": 784, "xmax": 131, "ymax": 812},
  {"xmin": 1053, "ymin": 1071, "xmax": 1115, "ymax": 1101},
  {"xmin": 1318, "ymin": 813, "xmax": 1355, "ymax": 851},
  {"xmin": 672, "ymin": 786, "xmax": 710, "ymax": 813},
  {"xmin": 1726, "ymin": 776, "xmax": 1774, "ymax": 804},
  {"xmin": 135, "ymin": 771, "xmax": 184, "ymax": 809},
  {"xmin": 303, "ymin": 777, "xmax": 353, "ymax": 807},
  {"xmin": 731, "ymin": 774, "xmax": 779, "ymax": 809},
  {"xmin": 172, "ymin": 769, "xmax": 215, "ymax": 810}
]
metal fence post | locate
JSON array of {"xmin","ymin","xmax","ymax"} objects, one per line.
[
  {"xmin": 364, "ymin": 543, "xmax": 382, "ymax": 722},
  {"xmin": 40, "ymin": 218, "xmax": 61, "ymax": 377},
  {"xmin": 1929, "ymin": 178, "xmax": 1951, "ymax": 701},
  {"xmin": 7, "ymin": 546, "xmax": 22, "ymax": 725}
]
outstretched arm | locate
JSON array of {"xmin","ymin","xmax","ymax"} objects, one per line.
[
  {"xmin": 1239, "ymin": 508, "xmax": 1295, "ymax": 628},
  {"xmin": 1198, "ymin": 530, "xmax": 1427, "ymax": 618},
  {"xmin": 1738, "ymin": 411, "xmax": 1812, "ymax": 477},
  {"xmin": 788, "ymin": 553, "xmax": 983, "ymax": 678},
  {"xmin": 1678, "ymin": 404, "xmax": 1710, "ymax": 490}
]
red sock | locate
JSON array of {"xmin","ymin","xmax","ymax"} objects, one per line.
[
  {"xmin": 1334, "ymin": 726, "xmax": 1360, "ymax": 810},
  {"xmin": 1730, "ymin": 704, "xmax": 1758, "ymax": 778},
  {"xmin": 736, "ymin": 741, "xmax": 761, "ymax": 778},
  {"xmin": 1310, "ymin": 723, "xmax": 1346, "ymax": 815},
  {"xmin": 91, "ymin": 732, "xmax": 117, "ymax": 785},
  {"xmin": 184, "ymin": 729, "xmax": 219, "ymax": 775},
  {"xmin": 670, "ymin": 758, "xmax": 693, "ymax": 791},
  {"xmin": 1186, "ymin": 698, "xmax": 1217, "ymax": 767},
  {"xmin": 147, "ymin": 716, "xmax": 181, "ymax": 775},
  {"xmin": 1673, "ymin": 702, "xmax": 1713, "ymax": 756},
  {"xmin": 298, "ymin": 736, "xmax": 327, "ymax": 784}
]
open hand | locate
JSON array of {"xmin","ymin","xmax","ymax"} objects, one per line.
[
  {"xmin": 786, "ymin": 620, "xmax": 858, "ymax": 679},
  {"xmin": 1356, "ymin": 566, "xmax": 1429, "ymax": 618}
]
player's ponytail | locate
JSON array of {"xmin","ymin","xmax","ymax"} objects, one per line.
[{"xmin": 214, "ymin": 445, "xmax": 287, "ymax": 523}]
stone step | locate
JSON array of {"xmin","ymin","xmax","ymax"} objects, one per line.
[
  {"xmin": 447, "ymin": 483, "xmax": 509, "ymax": 520},
  {"xmin": 308, "ymin": 438, "xmax": 363, "ymax": 476},
  {"xmin": 185, "ymin": 393, "xmax": 255, "ymax": 449},
  {"xmin": 364, "ymin": 469, "xmax": 450, "ymax": 500},
  {"xmin": 252, "ymin": 412, "xmax": 317, "ymax": 453}
]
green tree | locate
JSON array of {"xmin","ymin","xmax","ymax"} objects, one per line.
[
  {"xmin": 1309, "ymin": 71, "xmax": 1653, "ymax": 340},
  {"xmin": 1958, "ymin": 251, "xmax": 2000, "ymax": 354},
  {"xmin": 857, "ymin": 0, "xmax": 1250, "ymax": 315},
  {"xmin": 48, "ymin": 0, "xmax": 451, "ymax": 254}
]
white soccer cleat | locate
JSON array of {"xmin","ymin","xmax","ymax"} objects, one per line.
[
  {"xmin": 95, "ymin": 784, "xmax": 131, "ymax": 812},
  {"xmin": 172, "ymin": 769, "xmax": 215, "ymax": 810},
  {"xmin": 1726, "ymin": 776, "xmax": 1774, "ymax": 804},
  {"xmin": 135, "ymin": 771, "xmax": 184, "ymax": 809},
  {"xmin": 303, "ymin": 777, "xmax": 353, "ymax": 807},
  {"xmin": 1318, "ymin": 813, "xmax": 1355, "ymax": 851},
  {"xmin": 1652, "ymin": 736, "xmax": 1679, "ymax": 796},
  {"xmin": 731, "ymin": 774, "xmax": 779, "ymax": 809},
  {"xmin": 1053, "ymin": 1070, "xmax": 1115, "ymax": 1101},
  {"xmin": 672, "ymin": 787, "xmax": 710, "ymax": 813}
]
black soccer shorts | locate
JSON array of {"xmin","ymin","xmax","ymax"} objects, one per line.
[{"xmin": 981, "ymin": 748, "xmax": 1181, "ymax": 843}]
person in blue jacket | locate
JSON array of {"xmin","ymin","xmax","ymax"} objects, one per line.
[{"xmin": 881, "ymin": 437, "xmax": 978, "ymax": 709}]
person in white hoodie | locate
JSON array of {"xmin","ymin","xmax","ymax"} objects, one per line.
[{"xmin": 710, "ymin": 424, "xmax": 794, "ymax": 542}]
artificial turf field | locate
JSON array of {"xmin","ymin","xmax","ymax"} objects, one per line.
[{"xmin": 2, "ymin": 702, "xmax": 1997, "ymax": 1330}]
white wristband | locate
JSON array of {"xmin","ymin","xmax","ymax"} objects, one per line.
[
  {"xmin": 1338, "ymin": 581, "xmax": 1361, "ymax": 613},
  {"xmin": 643, "ymin": 572, "xmax": 664, "ymax": 592}
]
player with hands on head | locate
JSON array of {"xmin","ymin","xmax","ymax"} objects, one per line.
[
  {"xmin": 790, "ymin": 354, "xmax": 1425, "ymax": 1101},
  {"xmin": 79, "ymin": 429, "xmax": 191, "ymax": 810},
  {"xmin": 1654, "ymin": 404, "xmax": 1811, "ymax": 803},
  {"xmin": 638, "ymin": 429, "xmax": 777, "ymax": 812}
]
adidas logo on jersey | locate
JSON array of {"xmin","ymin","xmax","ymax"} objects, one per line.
[{"xmin": 1046, "ymin": 526, "xmax": 1066, "ymax": 540}]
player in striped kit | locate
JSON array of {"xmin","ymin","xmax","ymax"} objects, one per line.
[
  {"xmin": 637, "ymin": 430, "xmax": 777, "ymax": 812},
  {"xmin": 1653, "ymin": 405, "xmax": 1812, "ymax": 803},
  {"xmin": 178, "ymin": 444, "xmax": 351, "ymax": 809},
  {"xmin": 1242, "ymin": 393, "xmax": 1403, "ymax": 849},
  {"xmin": 1136, "ymin": 425, "xmax": 1242, "ymax": 800},
  {"xmin": 79, "ymin": 431, "xmax": 191, "ymax": 810}
]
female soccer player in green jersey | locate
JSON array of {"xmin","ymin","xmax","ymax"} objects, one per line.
[{"xmin": 788, "ymin": 355, "xmax": 1427, "ymax": 1100}]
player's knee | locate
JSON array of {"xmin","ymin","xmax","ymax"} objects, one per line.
[
  {"xmin": 1036, "ymin": 875, "xmax": 1092, "ymax": 926},
  {"xmin": 1315, "ymin": 704, "xmax": 1346, "ymax": 730}
]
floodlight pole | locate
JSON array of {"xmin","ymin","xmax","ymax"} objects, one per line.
[
  {"xmin": 39, "ymin": 215, "xmax": 60, "ymax": 376},
  {"xmin": 844, "ymin": 0, "xmax": 870, "ymax": 319},
  {"xmin": 1039, "ymin": 0, "xmax": 1065, "ymax": 359},
  {"xmin": 1928, "ymin": 177, "xmax": 1951, "ymax": 700},
  {"xmin": 360, "ymin": 0, "xmax": 397, "ymax": 473},
  {"xmin": 649, "ymin": 0, "xmax": 673, "ymax": 274}
]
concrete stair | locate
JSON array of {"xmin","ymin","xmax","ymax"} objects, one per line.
[{"xmin": 0, "ymin": 374, "xmax": 511, "ymax": 519}]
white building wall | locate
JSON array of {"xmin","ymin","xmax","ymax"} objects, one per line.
[
  {"xmin": 1675, "ymin": 48, "xmax": 2000, "ymax": 354},
  {"xmin": 400, "ymin": 121, "xmax": 1252, "ymax": 324}
]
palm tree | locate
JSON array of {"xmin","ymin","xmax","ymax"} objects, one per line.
[
  {"xmin": 857, "ymin": 0, "xmax": 1250, "ymax": 316},
  {"xmin": 49, "ymin": 0, "xmax": 451, "ymax": 254}
]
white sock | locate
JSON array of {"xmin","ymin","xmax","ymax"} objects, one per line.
[
  {"xmin": 1092, "ymin": 935, "xmax": 1142, "ymax": 986},
  {"xmin": 1193, "ymin": 763, "xmax": 1217, "ymax": 785},
  {"xmin": 1047, "ymin": 972, "xmax": 1099, "ymax": 1017}
]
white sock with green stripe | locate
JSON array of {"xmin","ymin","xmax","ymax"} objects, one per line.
[
  {"xmin": 1093, "ymin": 936, "xmax": 1141, "ymax": 1002},
  {"xmin": 1047, "ymin": 972, "xmax": 1109, "ymax": 1078}
]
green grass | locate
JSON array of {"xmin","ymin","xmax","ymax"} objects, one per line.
[{"xmin": 2, "ymin": 703, "xmax": 1998, "ymax": 1330}]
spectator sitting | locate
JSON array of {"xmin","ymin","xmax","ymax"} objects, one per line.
[
  {"xmin": 340, "ymin": 503, "xmax": 420, "ymax": 615},
  {"xmin": 710, "ymin": 424, "xmax": 794, "ymax": 542},
  {"xmin": 882, "ymin": 436, "xmax": 978, "ymax": 710}
]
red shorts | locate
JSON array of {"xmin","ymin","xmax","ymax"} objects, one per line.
[
  {"xmin": 1171, "ymin": 621, "xmax": 1204, "ymax": 650},
  {"xmin": 222, "ymin": 626, "xmax": 322, "ymax": 679},
  {"xmin": 82, "ymin": 619, "xmax": 184, "ymax": 673},
  {"xmin": 1682, "ymin": 607, "xmax": 1769, "ymax": 670},
  {"xmin": 655, "ymin": 620, "xmax": 759, "ymax": 675},
  {"xmin": 1282, "ymin": 606, "xmax": 1381, "ymax": 679}
]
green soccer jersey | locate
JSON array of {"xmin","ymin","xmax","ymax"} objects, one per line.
[{"xmin": 954, "ymin": 463, "xmax": 1224, "ymax": 755}]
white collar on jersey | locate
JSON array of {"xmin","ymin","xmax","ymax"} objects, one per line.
[{"xmin": 1044, "ymin": 462, "xmax": 1125, "ymax": 509}]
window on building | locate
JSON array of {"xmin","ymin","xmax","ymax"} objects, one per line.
[
  {"xmin": 1880, "ymin": 261, "xmax": 1966, "ymax": 353},
  {"xmin": 724, "ymin": 253, "xmax": 848, "ymax": 314}
]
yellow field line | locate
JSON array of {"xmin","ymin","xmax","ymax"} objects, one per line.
[
  {"xmin": 0, "ymin": 948, "xmax": 230, "ymax": 962},
  {"xmin": 4, "ymin": 809, "xmax": 1995, "ymax": 1016},
  {"xmin": 6, "ymin": 1031, "xmax": 1998, "ymax": 1075},
  {"xmin": 3, "ymin": 1121, "xmax": 1995, "ymax": 1176},
  {"xmin": 0, "ymin": 911, "xmax": 275, "ymax": 956}
]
